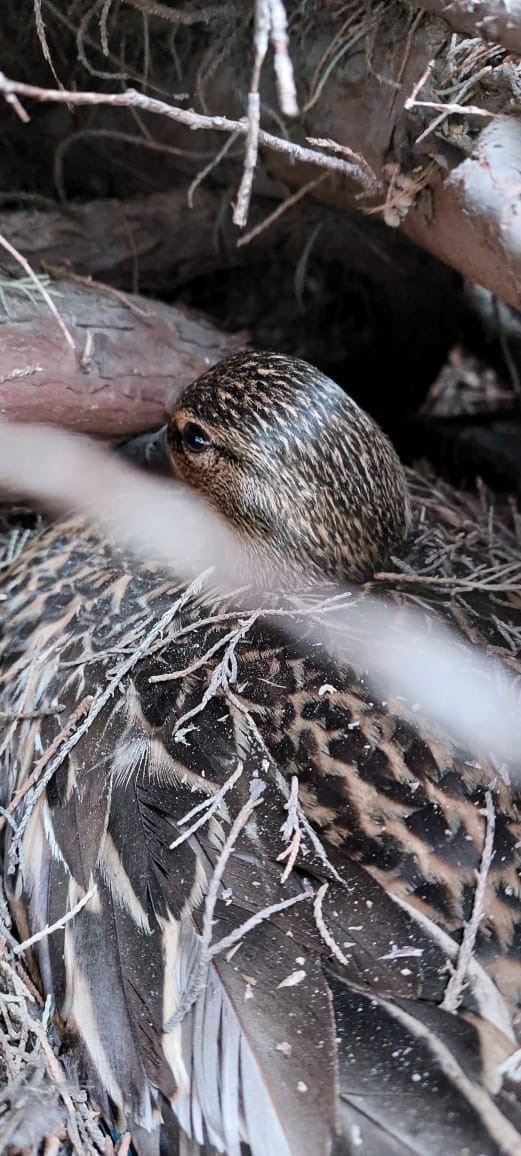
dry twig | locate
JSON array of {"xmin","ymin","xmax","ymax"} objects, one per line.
[
  {"xmin": 277, "ymin": 775, "xmax": 302, "ymax": 883},
  {"xmin": 0, "ymin": 71, "xmax": 379, "ymax": 199},
  {"xmin": 234, "ymin": 0, "xmax": 298, "ymax": 227},
  {"xmin": 169, "ymin": 762, "xmax": 244, "ymax": 850},
  {"xmin": 14, "ymin": 884, "xmax": 98, "ymax": 955},
  {"xmin": 313, "ymin": 883, "xmax": 350, "ymax": 967},
  {"xmin": 442, "ymin": 790, "xmax": 496, "ymax": 1012},
  {"xmin": 237, "ymin": 173, "xmax": 329, "ymax": 247},
  {"xmin": 0, "ymin": 234, "xmax": 76, "ymax": 355}
]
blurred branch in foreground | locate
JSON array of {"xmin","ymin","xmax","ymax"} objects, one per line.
[{"xmin": 0, "ymin": 420, "xmax": 520, "ymax": 768}]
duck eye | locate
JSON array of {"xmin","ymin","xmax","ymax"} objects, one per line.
[{"xmin": 181, "ymin": 421, "xmax": 212, "ymax": 454}]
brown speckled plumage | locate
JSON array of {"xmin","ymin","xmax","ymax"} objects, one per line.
[
  {"xmin": 1, "ymin": 352, "xmax": 521, "ymax": 1156},
  {"xmin": 166, "ymin": 352, "xmax": 411, "ymax": 584}
]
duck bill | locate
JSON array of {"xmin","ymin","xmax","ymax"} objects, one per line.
[{"xmin": 118, "ymin": 425, "xmax": 172, "ymax": 476}]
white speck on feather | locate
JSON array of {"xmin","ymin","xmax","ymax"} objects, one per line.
[
  {"xmin": 277, "ymin": 969, "xmax": 306, "ymax": 989},
  {"xmin": 380, "ymin": 945, "xmax": 424, "ymax": 960}
]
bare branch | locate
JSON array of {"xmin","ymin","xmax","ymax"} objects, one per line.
[
  {"xmin": 237, "ymin": 174, "xmax": 329, "ymax": 247},
  {"xmin": 277, "ymin": 775, "xmax": 302, "ymax": 883},
  {"xmin": 0, "ymin": 234, "xmax": 77, "ymax": 355},
  {"xmin": 169, "ymin": 763, "xmax": 244, "ymax": 850},
  {"xmin": 0, "ymin": 72, "xmax": 380, "ymax": 192},
  {"xmin": 267, "ymin": 0, "xmax": 298, "ymax": 118},
  {"xmin": 209, "ymin": 889, "xmax": 311, "ymax": 959},
  {"xmin": 14, "ymin": 885, "xmax": 97, "ymax": 955},
  {"xmin": 121, "ymin": 0, "xmax": 223, "ymax": 23},
  {"xmin": 313, "ymin": 883, "xmax": 350, "ymax": 967},
  {"xmin": 442, "ymin": 790, "xmax": 496, "ymax": 1013}
]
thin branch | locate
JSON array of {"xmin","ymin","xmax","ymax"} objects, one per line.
[
  {"xmin": 209, "ymin": 889, "xmax": 311, "ymax": 959},
  {"xmin": 313, "ymin": 883, "xmax": 350, "ymax": 966},
  {"xmin": 406, "ymin": 98, "xmax": 495, "ymax": 119},
  {"xmin": 200, "ymin": 779, "xmax": 266, "ymax": 955},
  {"xmin": 0, "ymin": 234, "xmax": 77, "ymax": 355},
  {"xmin": 0, "ymin": 72, "xmax": 378, "ymax": 191},
  {"xmin": 267, "ymin": 0, "xmax": 298, "ymax": 118},
  {"xmin": 237, "ymin": 174, "xmax": 329, "ymax": 247},
  {"xmin": 14, "ymin": 884, "xmax": 97, "ymax": 955},
  {"xmin": 171, "ymin": 610, "xmax": 262, "ymax": 735},
  {"xmin": 122, "ymin": 0, "xmax": 223, "ymax": 23},
  {"xmin": 188, "ymin": 130, "xmax": 240, "ymax": 208},
  {"xmin": 165, "ymin": 777, "xmax": 267, "ymax": 1029},
  {"xmin": 233, "ymin": 1, "xmax": 269, "ymax": 228},
  {"xmin": 306, "ymin": 136, "xmax": 379, "ymax": 191},
  {"xmin": 2, "ymin": 695, "xmax": 93, "ymax": 827},
  {"xmin": 33, "ymin": 0, "xmax": 63, "ymax": 90},
  {"xmin": 234, "ymin": 0, "xmax": 298, "ymax": 228},
  {"xmin": 442, "ymin": 790, "xmax": 496, "ymax": 1013},
  {"xmin": 373, "ymin": 567, "xmax": 521, "ymax": 592},
  {"xmin": 169, "ymin": 762, "xmax": 244, "ymax": 850},
  {"xmin": 405, "ymin": 58, "xmax": 434, "ymax": 110},
  {"xmin": 277, "ymin": 775, "xmax": 302, "ymax": 883}
]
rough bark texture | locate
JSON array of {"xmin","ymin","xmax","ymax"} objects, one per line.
[
  {"xmin": 0, "ymin": 279, "xmax": 246, "ymax": 436},
  {"xmin": 0, "ymin": 189, "xmax": 224, "ymax": 293},
  {"xmin": 415, "ymin": 0, "xmax": 521, "ymax": 55}
]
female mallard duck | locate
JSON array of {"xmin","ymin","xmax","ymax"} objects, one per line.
[{"xmin": 1, "ymin": 351, "xmax": 521, "ymax": 1155}]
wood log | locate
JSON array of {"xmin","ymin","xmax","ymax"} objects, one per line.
[
  {"xmin": 0, "ymin": 189, "xmax": 223, "ymax": 293},
  {"xmin": 0, "ymin": 278, "xmax": 246, "ymax": 437},
  {"xmin": 414, "ymin": 0, "xmax": 521, "ymax": 55}
]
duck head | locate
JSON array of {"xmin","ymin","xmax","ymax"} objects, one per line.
[{"xmin": 142, "ymin": 352, "xmax": 411, "ymax": 585}]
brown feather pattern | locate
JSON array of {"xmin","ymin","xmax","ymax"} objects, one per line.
[{"xmin": 1, "ymin": 352, "xmax": 521, "ymax": 1155}]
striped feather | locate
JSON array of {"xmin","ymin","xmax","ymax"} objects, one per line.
[{"xmin": 1, "ymin": 476, "xmax": 521, "ymax": 1153}]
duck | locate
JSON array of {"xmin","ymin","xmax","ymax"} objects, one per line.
[{"xmin": 1, "ymin": 350, "xmax": 521, "ymax": 1156}]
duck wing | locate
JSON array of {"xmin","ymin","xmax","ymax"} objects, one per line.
[{"xmin": 1, "ymin": 521, "xmax": 521, "ymax": 1154}]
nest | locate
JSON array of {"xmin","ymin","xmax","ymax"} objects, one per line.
[
  {"xmin": 1, "ymin": 407, "xmax": 521, "ymax": 1153},
  {"xmin": 0, "ymin": 2, "xmax": 521, "ymax": 1152}
]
